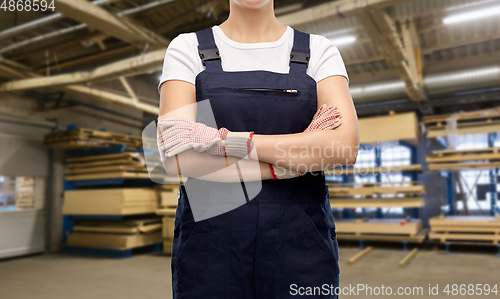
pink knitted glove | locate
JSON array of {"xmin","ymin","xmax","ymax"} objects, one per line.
[
  {"xmin": 304, "ymin": 104, "xmax": 342, "ymax": 132},
  {"xmin": 157, "ymin": 118, "xmax": 253, "ymax": 159}
]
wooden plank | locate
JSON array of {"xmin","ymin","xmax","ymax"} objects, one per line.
[
  {"xmin": 336, "ymin": 219, "xmax": 422, "ymax": 236},
  {"xmin": 431, "ymin": 226, "xmax": 500, "ymax": 233},
  {"xmin": 66, "ymin": 232, "xmax": 162, "ymax": 250},
  {"xmin": 429, "ymin": 232, "xmax": 500, "ymax": 244},
  {"xmin": 162, "ymin": 216, "xmax": 175, "ymax": 239},
  {"xmin": 64, "ymin": 171, "xmax": 151, "ymax": 181},
  {"xmin": 66, "ymin": 152, "xmax": 141, "ymax": 163},
  {"xmin": 429, "ymin": 216, "xmax": 500, "ymax": 228},
  {"xmin": 329, "ymin": 185, "xmax": 425, "ymax": 197},
  {"xmin": 156, "ymin": 208, "xmax": 176, "ymax": 217},
  {"xmin": 160, "ymin": 187, "xmax": 179, "ymax": 207},
  {"xmin": 358, "ymin": 112, "xmax": 420, "ymax": 144},
  {"xmin": 330, "ymin": 197, "xmax": 424, "ymax": 209},
  {"xmin": 327, "ymin": 181, "xmax": 423, "ymax": 188},
  {"xmin": 63, "ymin": 188, "xmax": 159, "ymax": 215},
  {"xmin": 428, "ymin": 161, "xmax": 500, "ymax": 170},
  {"xmin": 431, "ymin": 147, "xmax": 500, "ymax": 155},
  {"xmin": 43, "ymin": 128, "xmax": 144, "ymax": 151},
  {"xmin": 426, "ymin": 151, "xmax": 500, "ymax": 163},
  {"xmin": 399, "ymin": 248, "xmax": 418, "ymax": 268},
  {"xmin": 422, "ymin": 108, "xmax": 500, "ymax": 124},
  {"xmin": 73, "ymin": 219, "xmax": 162, "ymax": 234},
  {"xmin": 325, "ymin": 164, "xmax": 423, "ymax": 175},
  {"xmin": 66, "ymin": 159, "xmax": 136, "ymax": 168},
  {"xmin": 427, "ymin": 119, "xmax": 500, "ymax": 138},
  {"xmin": 337, "ymin": 229, "xmax": 428, "ymax": 243},
  {"xmin": 65, "ymin": 165, "xmax": 147, "ymax": 175},
  {"xmin": 347, "ymin": 246, "xmax": 373, "ymax": 265}
]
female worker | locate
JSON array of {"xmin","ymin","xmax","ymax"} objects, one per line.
[{"xmin": 157, "ymin": 0, "xmax": 359, "ymax": 298}]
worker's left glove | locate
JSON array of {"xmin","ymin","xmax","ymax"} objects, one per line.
[{"xmin": 157, "ymin": 117, "xmax": 254, "ymax": 159}]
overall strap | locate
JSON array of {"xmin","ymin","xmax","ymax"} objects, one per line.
[
  {"xmin": 289, "ymin": 29, "xmax": 310, "ymax": 75},
  {"xmin": 195, "ymin": 27, "xmax": 223, "ymax": 72}
]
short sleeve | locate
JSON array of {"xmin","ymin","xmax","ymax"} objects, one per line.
[
  {"xmin": 309, "ymin": 35, "xmax": 349, "ymax": 86},
  {"xmin": 157, "ymin": 33, "xmax": 203, "ymax": 93}
]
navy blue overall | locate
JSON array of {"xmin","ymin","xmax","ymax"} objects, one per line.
[{"xmin": 171, "ymin": 27, "xmax": 340, "ymax": 299}]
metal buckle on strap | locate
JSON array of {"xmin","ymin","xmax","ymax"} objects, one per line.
[
  {"xmin": 290, "ymin": 51, "xmax": 310, "ymax": 66},
  {"xmin": 198, "ymin": 46, "xmax": 220, "ymax": 66}
]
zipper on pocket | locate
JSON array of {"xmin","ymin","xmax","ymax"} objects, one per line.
[
  {"xmin": 243, "ymin": 88, "xmax": 300, "ymax": 94},
  {"xmin": 209, "ymin": 87, "xmax": 300, "ymax": 94}
]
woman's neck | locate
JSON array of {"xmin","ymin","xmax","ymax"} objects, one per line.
[{"xmin": 218, "ymin": 2, "xmax": 287, "ymax": 44}]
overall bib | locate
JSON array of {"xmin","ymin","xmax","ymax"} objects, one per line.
[{"xmin": 171, "ymin": 27, "xmax": 340, "ymax": 299}]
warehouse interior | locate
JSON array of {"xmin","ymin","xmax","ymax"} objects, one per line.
[{"xmin": 1, "ymin": 0, "xmax": 500, "ymax": 298}]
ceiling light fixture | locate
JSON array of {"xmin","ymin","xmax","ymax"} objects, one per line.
[
  {"xmin": 330, "ymin": 35, "xmax": 356, "ymax": 46},
  {"xmin": 443, "ymin": 4, "xmax": 500, "ymax": 24}
]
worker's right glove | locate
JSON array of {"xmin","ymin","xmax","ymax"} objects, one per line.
[
  {"xmin": 157, "ymin": 117, "xmax": 254, "ymax": 160},
  {"xmin": 268, "ymin": 104, "xmax": 342, "ymax": 180}
]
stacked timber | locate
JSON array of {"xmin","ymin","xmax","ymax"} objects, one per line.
[
  {"xmin": 336, "ymin": 218, "xmax": 422, "ymax": 237},
  {"xmin": 15, "ymin": 176, "xmax": 34, "ymax": 209},
  {"xmin": 43, "ymin": 128, "xmax": 143, "ymax": 151},
  {"xmin": 67, "ymin": 218, "xmax": 163, "ymax": 250},
  {"xmin": 325, "ymin": 164, "xmax": 423, "ymax": 176},
  {"xmin": 429, "ymin": 215, "xmax": 500, "ymax": 245},
  {"xmin": 426, "ymin": 147, "xmax": 500, "ymax": 171},
  {"xmin": 328, "ymin": 181, "xmax": 426, "ymax": 209},
  {"xmin": 64, "ymin": 152, "xmax": 149, "ymax": 181},
  {"xmin": 155, "ymin": 185, "xmax": 179, "ymax": 255},
  {"xmin": 64, "ymin": 152, "xmax": 185, "ymax": 183},
  {"xmin": 423, "ymin": 108, "xmax": 500, "ymax": 138},
  {"xmin": 63, "ymin": 188, "xmax": 159, "ymax": 215}
]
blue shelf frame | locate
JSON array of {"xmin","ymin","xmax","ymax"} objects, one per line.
[
  {"xmin": 443, "ymin": 132, "xmax": 498, "ymax": 216},
  {"xmin": 488, "ymin": 133, "xmax": 498, "ymax": 216}
]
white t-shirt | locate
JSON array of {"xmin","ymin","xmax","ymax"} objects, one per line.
[{"xmin": 158, "ymin": 25, "xmax": 349, "ymax": 93}]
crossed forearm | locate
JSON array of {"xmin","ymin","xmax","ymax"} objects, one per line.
[
  {"xmin": 162, "ymin": 150, "xmax": 273, "ymax": 182},
  {"xmin": 252, "ymin": 129, "xmax": 358, "ymax": 173}
]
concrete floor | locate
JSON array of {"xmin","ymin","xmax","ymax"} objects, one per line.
[{"xmin": 1, "ymin": 246, "xmax": 500, "ymax": 299}]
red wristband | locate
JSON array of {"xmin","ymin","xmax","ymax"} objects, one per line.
[
  {"xmin": 247, "ymin": 131, "xmax": 255, "ymax": 160},
  {"xmin": 269, "ymin": 163, "xmax": 279, "ymax": 180}
]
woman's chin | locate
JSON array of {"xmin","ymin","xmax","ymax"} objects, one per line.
[{"xmin": 233, "ymin": 0, "xmax": 271, "ymax": 9}]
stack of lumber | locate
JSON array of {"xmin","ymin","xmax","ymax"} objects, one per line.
[
  {"xmin": 63, "ymin": 188, "xmax": 159, "ymax": 215},
  {"xmin": 429, "ymin": 215, "xmax": 500, "ymax": 245},
  {"xmin": 423, "ymin": 108, "xmax": 500, "ymax": 138},
  {"xmin": 426, "ymin": 147, "xmax": 500, "ymax": 170},
  {"xmin": 64, "ymin": 152, "xmax": 149, "ymax": 181},
  {"xmin": 358, "ymin": 111, "xmax": 420, "ymax": 145},
  {"xmin": 329, "ymin": 181, "xmax": 426, "ymax": 208},
  {"xmin": 15, "ymin": 177, "xmax": 34, "ymax": 209},
  {"xmin": 67, "ymin": 218, "xmax": 163, "ymax": 250},
  {"xmin": 325, "ymin": 164, "xmax": 423, "ymax": 176},
  {"xmin": 64, "ymin": 152, "xmax": 186, "ymax": 183},
  {"xmin": 155, "ymin": 185, "xmax": 179, "ymax": 255},
  {"xmin": 162, "ymin": 216, "xmax": 175, "ymax": 255},
  {"xmin": 43, "ymin": 128, "xmax": 143, "ymax": 151}
]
